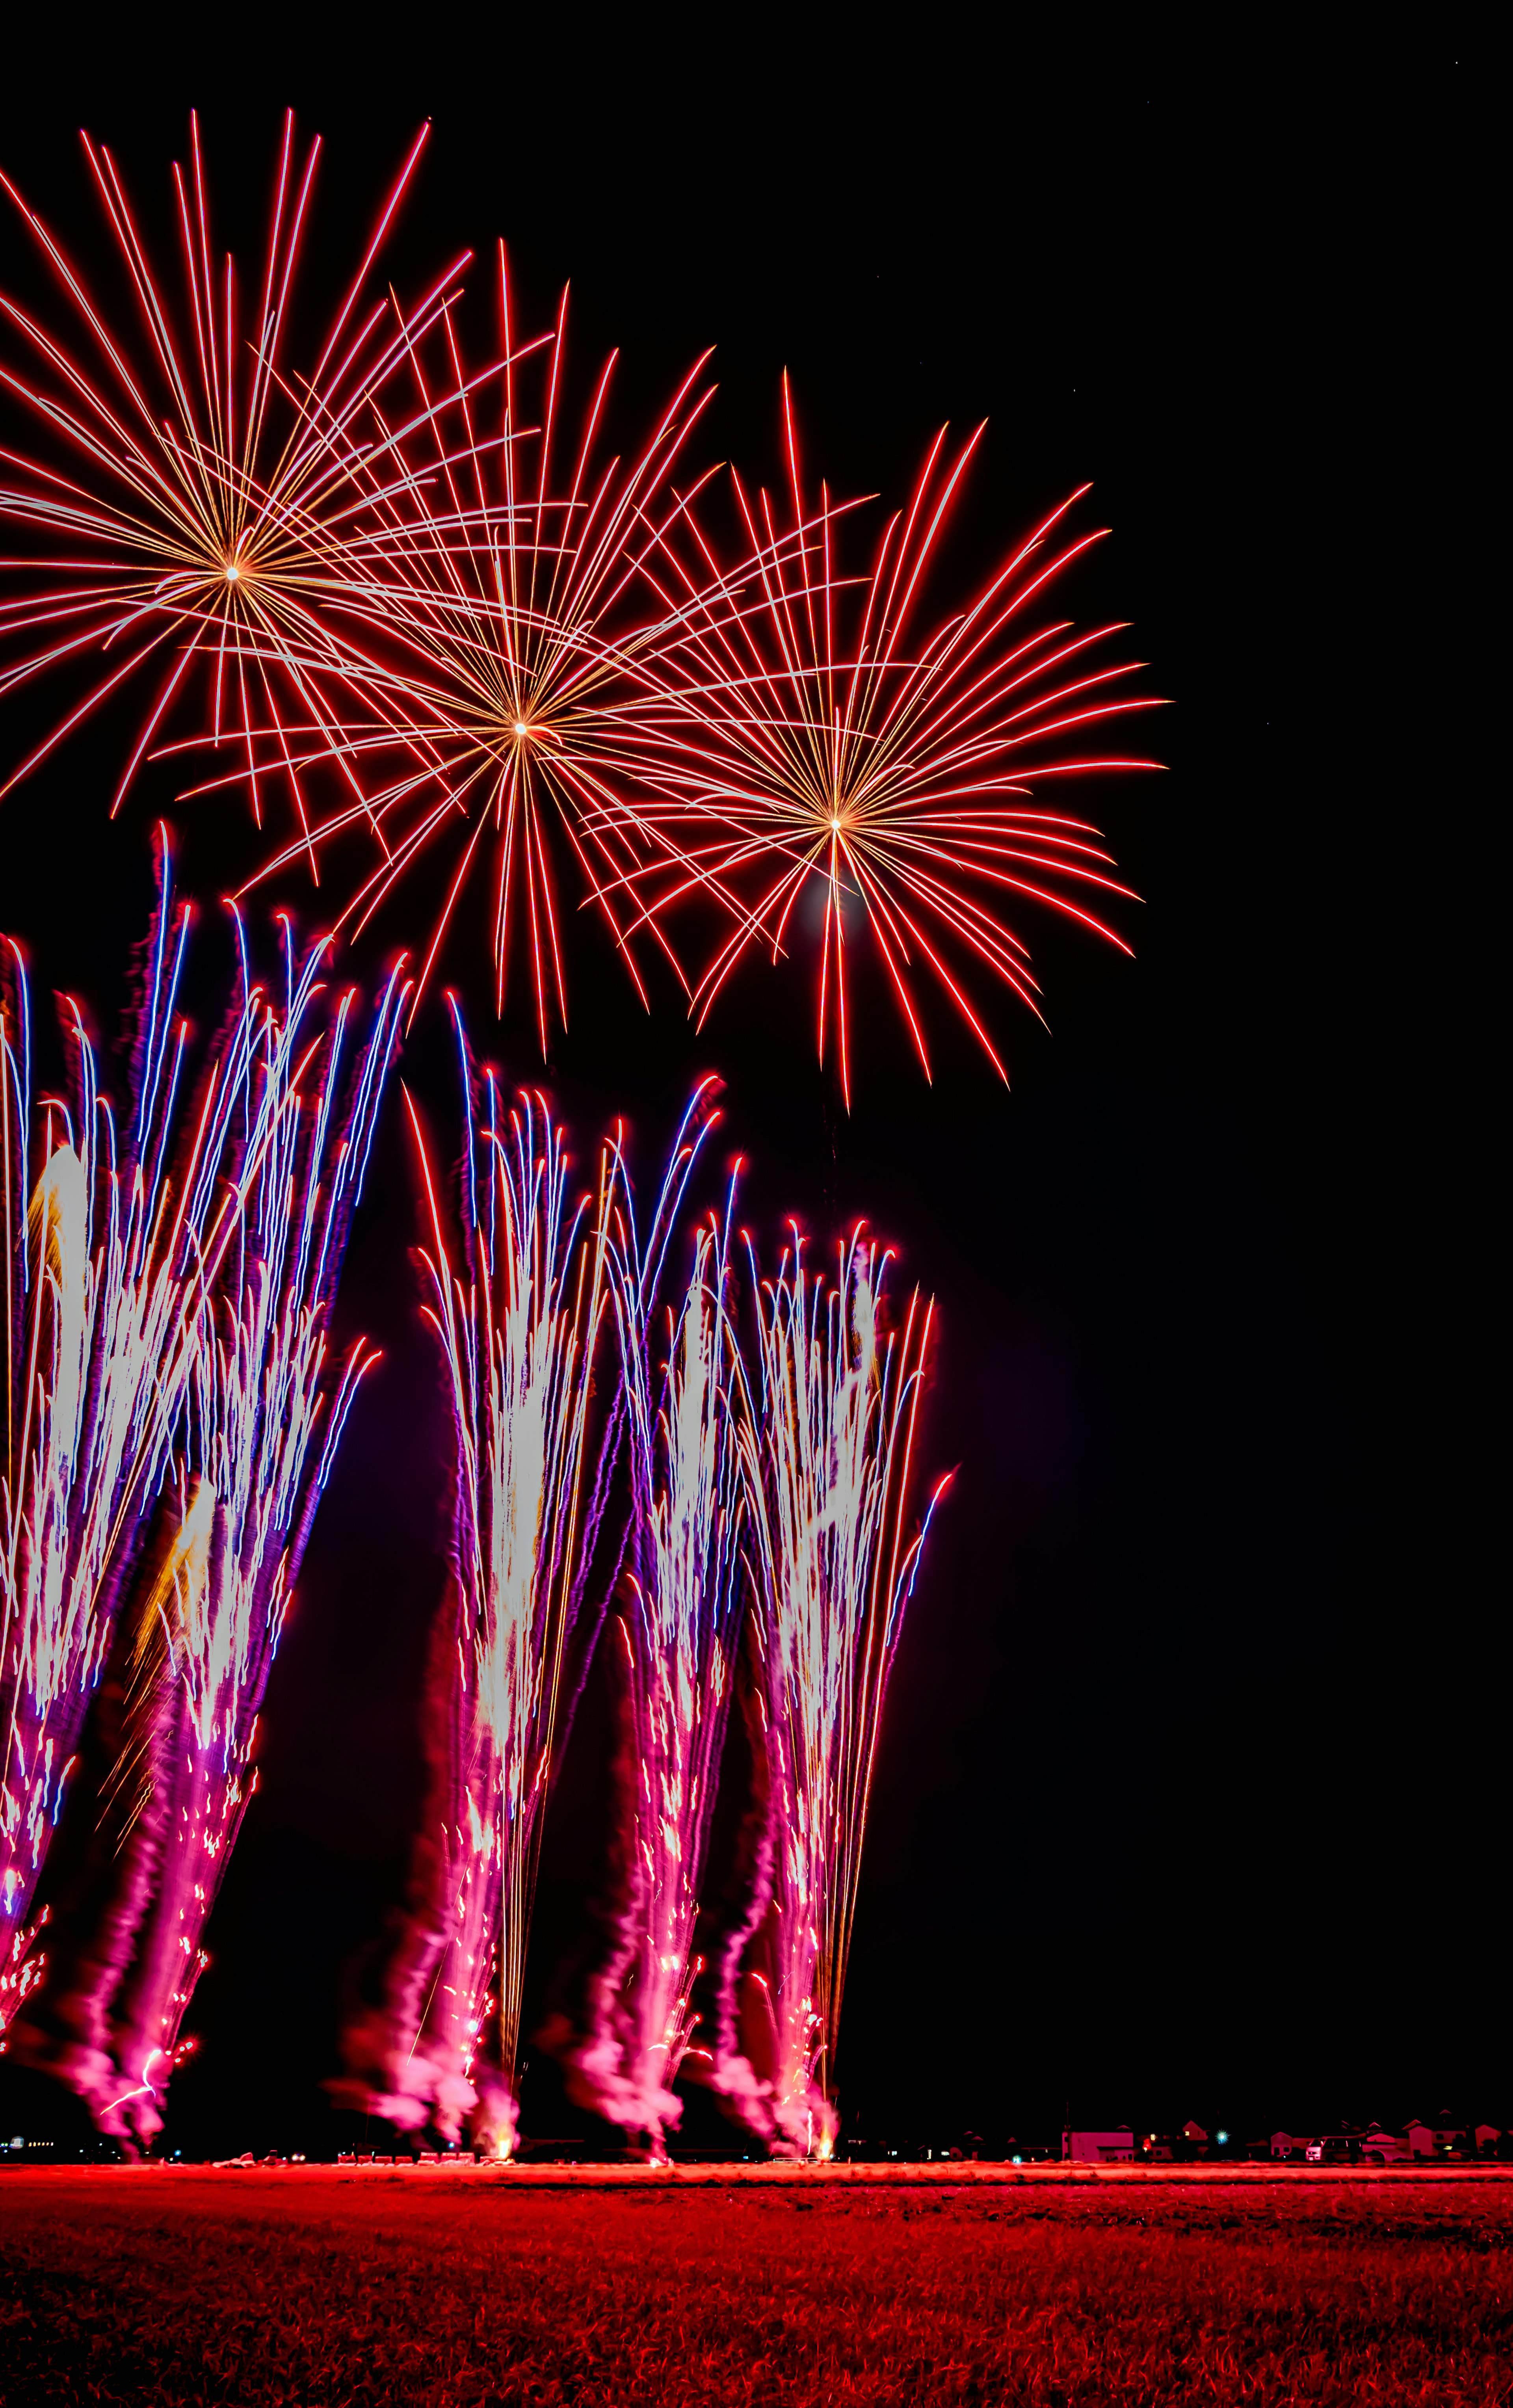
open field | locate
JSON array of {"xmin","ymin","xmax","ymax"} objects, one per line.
[{"xmin": 4, "ymin": 2168, "xmax": 1511, "ymax": 2404}]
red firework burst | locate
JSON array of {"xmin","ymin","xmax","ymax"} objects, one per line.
[
  {"xmin": 0, "ymin": 112, "xmax": 465, "ymax": 853},
  {"xmin": 234, "ymin": 250, "xmax": 732, "ymax": 1052},
  {"xmin": 612, "ymin": 377, "xmax": 1167, "ymax": 1103}
]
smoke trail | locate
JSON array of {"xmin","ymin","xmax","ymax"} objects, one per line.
[
  {"xmin": 717, "ymin": 1229, "xmax": 946, "ymax": 2157},
  {"xmin": 681, "ymin": 1624, "xmax": 779, "ymax": 2143},
  {"xmin": 1, "ymin": 840, "xmax": 300, "ymax": 2037},
  {"xmin": 557, "ymin": 1089, "xmax": 743, "ymax": 2153},
  {"xmin": 333, "ymin": 1033, "xmax": 611, "ymax": 2156},
  {"xmin": 4, "ymin": 1495, "xmax": 203, "ymax": 2116}
]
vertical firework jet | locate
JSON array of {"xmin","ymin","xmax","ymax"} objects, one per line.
[
  {"xmin": 560, "ymin": 1088, "xmax": 743, "ymax": 2153},
  {"xmin": 75, "ymin": 940, "xmax": 407, "ymax": 2142},
  {"xmin": 718, "ymin": 1231, "xmax": 946, "ymax": 2157},
  {"xmin": 0, "ymin": 844, "xmax": 315, "ymax": 2035},
  {"xmin": 333, "ymin": 1026, "xmax": 611, "ymax": 2155}
]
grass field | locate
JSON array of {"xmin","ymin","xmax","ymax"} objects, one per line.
[{"xmin": 3, "ymin": 2169, "xmax": 1510, "ymax": 2404}]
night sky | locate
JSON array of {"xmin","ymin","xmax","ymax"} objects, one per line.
[{"xmin": 0, "ymin": 34, "xmax": 1491, "ymax": 2156}]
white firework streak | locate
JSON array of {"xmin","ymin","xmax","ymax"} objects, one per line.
[
  {"xmin": 725, "ymin": 1229, "xmax": 945, "ymax": 2157},
  {"xmin": 564, "ymin": 1087, "xmax": 742, "ymax": 2151},
  {"xmin": 0, "ymin": 845, "xmax": 319, "ymax": 2035},
  {"xmin": 335, "ymin": 1040, "xmax": 610, "ymax": 2157},
  {"xmin": 86, "ymin": 946, "xmax": 406, "ymax": 2142}
]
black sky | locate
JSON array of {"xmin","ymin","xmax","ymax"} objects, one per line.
[{"xmin": 0, "ymin": 28, "xmax": 1493, "ymax": 2153}]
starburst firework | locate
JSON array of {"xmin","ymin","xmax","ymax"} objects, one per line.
[
  {"xmin": 617, "ymin": 380, "xmax": 1165, "ymax": 1102},
  {"xmin": 0, "ymin": 112, "xmax": 467, "ymax": 850},
  {"xmin": 242, "ymin": 255, "xmax": 725, "ymax": 1048}
]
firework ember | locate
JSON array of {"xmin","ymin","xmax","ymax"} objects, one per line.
[
  {"xmin": 557, "ymin": 1084, "xmax": 743, "ymax": 2154},
  {"xmin": 0, "ymin": 113, "xmax": 466, "ymax": 847},
  {"xmin": 332, "ymin": 1017, "xmax": 611, "ymax": 2155},
  {"xmin": 615, "ymin": 379, "xmax": 1165, "ymax": 1103},
  {"xmin": 715, "ymin": 1228, "xmax": 946, "ymax": 2156}
]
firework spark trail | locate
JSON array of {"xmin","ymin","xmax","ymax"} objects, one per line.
[
  {"xmin": 229, "ymin": 250, "xmax": 729, "ymax": 1047},
  {"xmin": 600, "ymin": 380, "xmax": 1165, "ymax": 1104},
  {"xmin": 0, "ymin": 112, "xmax": 472, "ymax": 846},
  {"xmin": 83, "ymin": 945, "xmax": 407, "ymax": 2143},
  {"xmin": 558, "ymin": 1085, "xmax": 744, "ymax": 2152},
  {"xmin": 333, "ymin": 1024, "xmax": 611, "ymax": 2155},
  {"xmin": 718, "ymin": 1229, "xmax": 946, "ymax": 2157},
  {"xmin": 0, "ymin": 840, "xmax": 316, "ymax": 2034}
]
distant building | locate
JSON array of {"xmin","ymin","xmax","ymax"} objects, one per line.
[
  {"xmin": 1359, "ymin": 2125, "xmax": 1411, "ymax": 2163},
  {"xmin": 1408, "ymin": 2115, "xmax": 1466, "ymax": 2159},
  {"xmin": 1271, "ymin": 2132, "xmax": 1313, "ymax": 2160},
  {"xmin": 1063, "ymin": 2129, "xmax": 1135, "ymax": 2163},
  {"xmin": 1475, "ymin": 2125, "xmax": 1503, "ymax": 2155}
]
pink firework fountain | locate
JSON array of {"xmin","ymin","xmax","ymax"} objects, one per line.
[
  {"xmin": 560, "ymin": 1086, "xmax": 744, "ymax": 2155},
  {"xmin": 87, "ymin": 935, "xmax": 406, "ymax": 2142},
  {"xmin": 1, "ymin": 846, "xmax": 350, "ymax": 2045},
  {"xmin": 717, "ymin": 1229, "xmax": 946, "ymax": 2157},
  {"xmin": 333, "ymin": 1016, "xmax": 611, "ymax": 2157}
]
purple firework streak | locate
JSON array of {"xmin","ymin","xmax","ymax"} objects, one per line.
[
  {"xmin": 2, "ymin": 842, "xmax": 288, "ymax": 2037},
  {"xmin": 2, "ymin": 870, "xmax": 405, "ymax": 2137},
  {"xmin": 91, "ymin": 937, "xmax": 406, "ymax": 2142}
]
